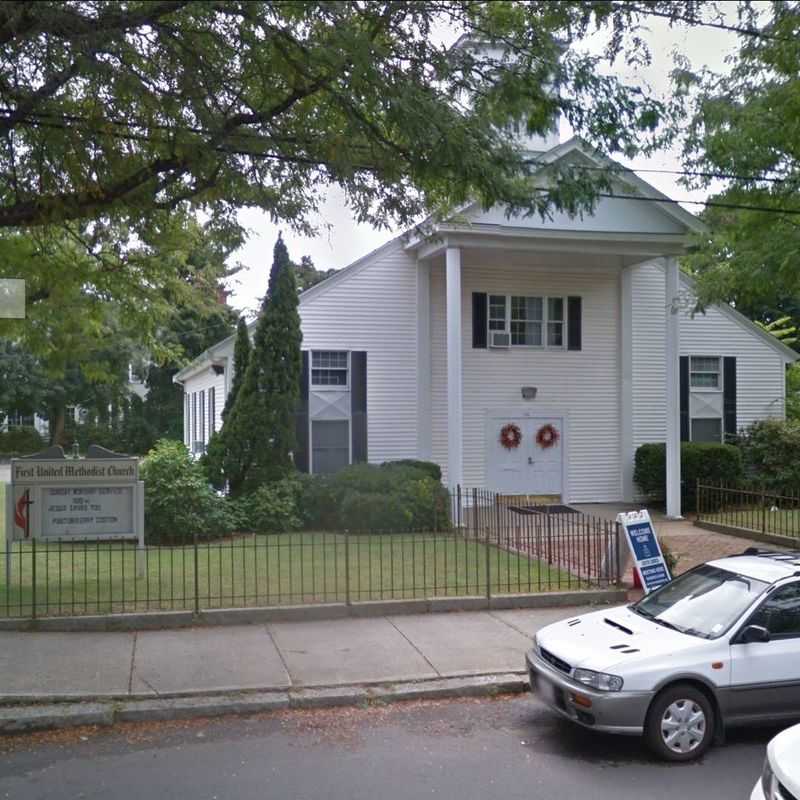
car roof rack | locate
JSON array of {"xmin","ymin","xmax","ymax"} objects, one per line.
[{"xmin": 737, "ymin": 547, "xmax": 800, "ymax": 564}]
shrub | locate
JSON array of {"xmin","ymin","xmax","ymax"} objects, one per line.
[
  {"xmin": 295, "ymin": 473, "xmax": 339, "ymax": 530},
  {"xmin": 297, "ymin": 462, "xmax": 450, "ymax": 532},
  {"xmin": 381, "ymin": 459, "xmax": 442, "ymax": 482},
  {"xmin": 0, "ymin": 426, "xmax": 45, "ymax": 457},
  {"xmin": 339, "ymin": 490, "xmax": 410, "ymax": 531},
  {"xmin": 233, "ymin": 476, "xmax": 302, "ymax": 533},
  {"xmin": 634, "ymin": 441, "xmax": 743, "ymax": 511},
  {"xmin": 140, "ymin": 439, "xmax": 233, "ymax": 544},
  {"xmin": 738, "ymin": 419, "xmax": 800, "ymax": 490}
]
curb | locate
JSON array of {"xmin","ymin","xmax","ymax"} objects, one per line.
[
  {"xmin": 0, "ymin": 673, "xmax": 529, "ymax": 735},
  {"xmin": 0, "ymin": 589, "xmax": 627, "ymax": 632}
]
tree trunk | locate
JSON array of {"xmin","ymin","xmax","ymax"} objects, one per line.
[{"xmin": 49, "ymin": 404, "xmax": 67, "ymax": 447}]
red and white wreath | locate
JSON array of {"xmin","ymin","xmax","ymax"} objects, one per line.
[
  {"xmin": 535, "ymin": 423, "xmax": 560, "ymax": 450},
  {"xmin": 499, "ymin": 422, "xmax": 523, "ymax": 450}
]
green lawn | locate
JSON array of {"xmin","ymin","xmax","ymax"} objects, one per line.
[
  {"xmin": 701, "ymin": 505, "xmax": 800, "ymax": 540},
  {"xmin": 0, "ymin": 530, "xmax": 583, "ymax": 618}
]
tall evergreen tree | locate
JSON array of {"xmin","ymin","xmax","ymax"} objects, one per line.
[
  {"xmin": 222, "ymin": 317, "xmax": 252, "ymax": 420},
  {"xmin": 208, "ymin": 235, "xmax": 302, "ymax": 496}
]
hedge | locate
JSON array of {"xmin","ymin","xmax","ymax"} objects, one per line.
[
  {"xmin": 634, "ymin": 442, "xmax": 743, "ymax": 511},
  {"xmin": 0, "ymin": 426, "xmax": 45, "ymax": 457},
  {"xmin": 299, "ymin": 461, "xmax": 449, "ymax": 532}
]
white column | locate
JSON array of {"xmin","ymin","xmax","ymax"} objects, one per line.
[
  {"xmin": 665, "ymin": 256, "xmax": 682, "ymax": 518},
  {"xmin": 416, "ymin": 259, "xmax": 432, "ymax": 460},
  {"xmin": 446, "ymin": 247, "xmax": 464, "ymax": 490},
  {"xmin": 619, "ymin": 266, "xmax": 635, "ymax": 502}
]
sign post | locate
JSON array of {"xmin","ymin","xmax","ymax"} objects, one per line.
[
  {"xmin": 617, "ymin": 509, "xmax": 672, "ymax": 594},
  {"xmin": 6, "ymin": 445, "xmax": 146, "ymax": 578}
]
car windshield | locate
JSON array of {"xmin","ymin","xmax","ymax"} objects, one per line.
[{"xmin": 631, "ymin": 564, "xmax": 769, "ymax": 639}]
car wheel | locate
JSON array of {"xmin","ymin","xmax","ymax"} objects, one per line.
[{"xmin": 644, "ymin": 684, "xmax": 715, "ymax": 762}]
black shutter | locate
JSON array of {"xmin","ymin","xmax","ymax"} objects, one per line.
[
  {"xmin": 679, "ymin": 356, "xmax": 690, "ymax": 442},
  {"xmin": 294, "ymin": 352, "xmax": 310, "ymax": 473},
  {"xmin": 472, "ymin": 292, "xmax": 487, "ymax": 348},
  {"xmin": 351, "ymin": 351, "xmax": 368, "ymax": 463},
  {"xmin": 567, "ymin": 296, "xmax": 582, "ymax": 351},
  {"xmin": 723, "ymin": 357, "xmax": 737, "ymax": 440}
]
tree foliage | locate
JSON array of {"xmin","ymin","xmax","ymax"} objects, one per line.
[
  {"xmin": 221, "ymin": 316, "xmax": 252, "ymax": 421},
  {"xmin": 0, "ymin": 215, "xmax": 237, "ymax": 444},
  {"xmin": 0, "ymin": 0, "xmax": 691, "ymax": 240},
  {"xmin": 294, "ymin": 256, "xmax": 335, "ymax": 293},
  {"xmin": 678, "ymin": 3, "xmax": 800, "ymax": 314},
  {"xmin": 208, "ymin": 236, "xmax": 302, "ymax": 496}
]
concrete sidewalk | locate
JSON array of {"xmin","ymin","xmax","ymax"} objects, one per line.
[{"xmin": 0, "ymin": 605, "xmax": 600, "ymax": 703}]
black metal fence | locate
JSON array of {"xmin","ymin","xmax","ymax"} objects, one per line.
[
  {"xmin": 0, "ymin": 488, "xmax": 622, "ymax": 619},
  {"xmin": 697, "ymin": 482, "xmax": 800, "ymax": 540}
]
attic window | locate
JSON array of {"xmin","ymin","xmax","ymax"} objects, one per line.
[
  {"xmin": 690, "ymin": 356, "xmax": 721, "ymax": 390},
  {"xmin": 311, "ymin": 351, "xmax": 348, "ymax": 388}
]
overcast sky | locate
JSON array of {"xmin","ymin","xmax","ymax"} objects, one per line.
[{"xmin": 228, "ymin": 14, "xmax": 741, "ymax": 313}]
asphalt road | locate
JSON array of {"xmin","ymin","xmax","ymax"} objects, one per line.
[{"xmin": 0, "ymin": 694, "xmax": 776, "ymax": 800}]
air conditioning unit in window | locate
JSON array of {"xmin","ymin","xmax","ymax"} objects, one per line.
[{"xmin": 489, "ymin": 331, "xmax": 511, "ymax": 349}]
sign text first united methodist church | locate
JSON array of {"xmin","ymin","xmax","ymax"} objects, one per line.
[{"xmin": 12, "ymin": 460, "xmax": 138, "ymax": 484}]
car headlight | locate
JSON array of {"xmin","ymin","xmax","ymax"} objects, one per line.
[
  {"xmin": 762, "ymin": 756, "xmax": 777, "ymax": 799},
  {"xmin": 572, "ymin": 668, "xmax": 624, "ymax": 692}
]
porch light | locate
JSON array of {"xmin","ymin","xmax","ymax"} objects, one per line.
[{"xmin": 521, "ymin": 386, "xmax": 537, "ymax": 400}]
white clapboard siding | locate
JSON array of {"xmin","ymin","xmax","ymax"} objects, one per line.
[
  {"xmin": 631, "ymin": 261, "xmax": 786, "ymax": 455},
  {"xmin": 181, "ymin": 367, "xmax": 227, "ymax": 447},
  {"xmin": 299, "ymin": 239, "xmax": 419, "ymax": 464},
  {"xmin": 430, "ymin": 262, "xmax": 622, "ymax": 502}
]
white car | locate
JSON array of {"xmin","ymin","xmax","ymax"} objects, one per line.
[
  {"xmin": 526, "ymin": 548, "xmax": 800, "ymax": 761},
  {"xmin": 752, "ymin": 723, "xmax": 800, "ymax": 799}
]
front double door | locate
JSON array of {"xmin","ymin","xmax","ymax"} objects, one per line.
[{"xmin": 487, "ymin": 415, "xmax": 564, "ymax": 496}]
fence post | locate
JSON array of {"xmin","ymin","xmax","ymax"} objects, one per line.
[
  {"xmin": 696, "ymin": 480, "xmax": 701, "ymax": 520},
  {"xmin": 762, "ymin": 488, "xmax": 767, "ymax": 535},
  {"xmin": 193, "ymin": 532, "xmax": 200, "ymax": 615},
  {"xmin": 31, "ymin": 537, "xmax": 36, "ymax": 620},
  {"xmin": 615, "ymin": 522, "xmax": 623, "ymax": 586},
  {"xmin": 344, "ymin": 530, "xmax": 351, "ymax": 607},
  {"xmin": 546, "ymin": 506, "xmax": 552, "ymax": 565}
]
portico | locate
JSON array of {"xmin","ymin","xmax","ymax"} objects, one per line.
[{"xmin": 410, "ymin": 214, "xmax": 695, "ymax": 515}]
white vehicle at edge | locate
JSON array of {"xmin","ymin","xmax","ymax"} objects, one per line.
[
  {"xmin": 752, "ymin": 723, "xmax": 800, "ymax": 800},
  {"xmin": 525, "ymin": 549, "xmax": 800, "ymax": 761}
]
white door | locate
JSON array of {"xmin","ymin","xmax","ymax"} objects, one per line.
[
  {"xmin": 527, "ymin": 417, "xmax": 563, "ymax": 495},
  {"xmin": 487, "ymin": 415, "xmax": 564, "ymax": 496}
]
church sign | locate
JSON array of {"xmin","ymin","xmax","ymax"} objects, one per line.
[{"xmin": 5, "ymin": 446, "xmax": 144, "ymax": 543}]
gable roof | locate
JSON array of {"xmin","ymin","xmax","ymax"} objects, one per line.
[{"xmin": 534, "ymin": 137, "xmax": 707, "ymax": 235}]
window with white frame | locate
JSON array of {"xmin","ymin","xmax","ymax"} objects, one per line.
[
  {"xmin": 510, "ymin": 296, "xmax": 543, "ymax": 346},
  {"xmin": 208, "ymin": 387, "xmax": 215, "ymax": 436},
  {"xmin": 690, "ymin": 356, "xmax": 721, "ymax": 390},
  {"xmin": 547, "ymin": 297, "xmax": 565, "ymax": 347},
  {"xmin": 689, "ymin": 355, "xmax": 724, "ymax": 443},
  {"xmin": 311, "ymin": 351, "xmax": 348, "ymax": 387},
  {"xmin": 488, "ymin": 295, "xmax": 507, "ymax": 332},
  {"xmin": 488, "ymin": 295, "xmax": 567, "ymax": 348}
]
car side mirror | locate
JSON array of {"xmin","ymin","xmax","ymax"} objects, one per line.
[{"xmin": 739, "ymin": 624, "xmax": 771, "ymax": 644}]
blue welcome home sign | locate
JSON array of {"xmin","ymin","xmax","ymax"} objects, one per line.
[{"xmin": 617, "ymin": 509, "xmax": 672, "ymax": 594}]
